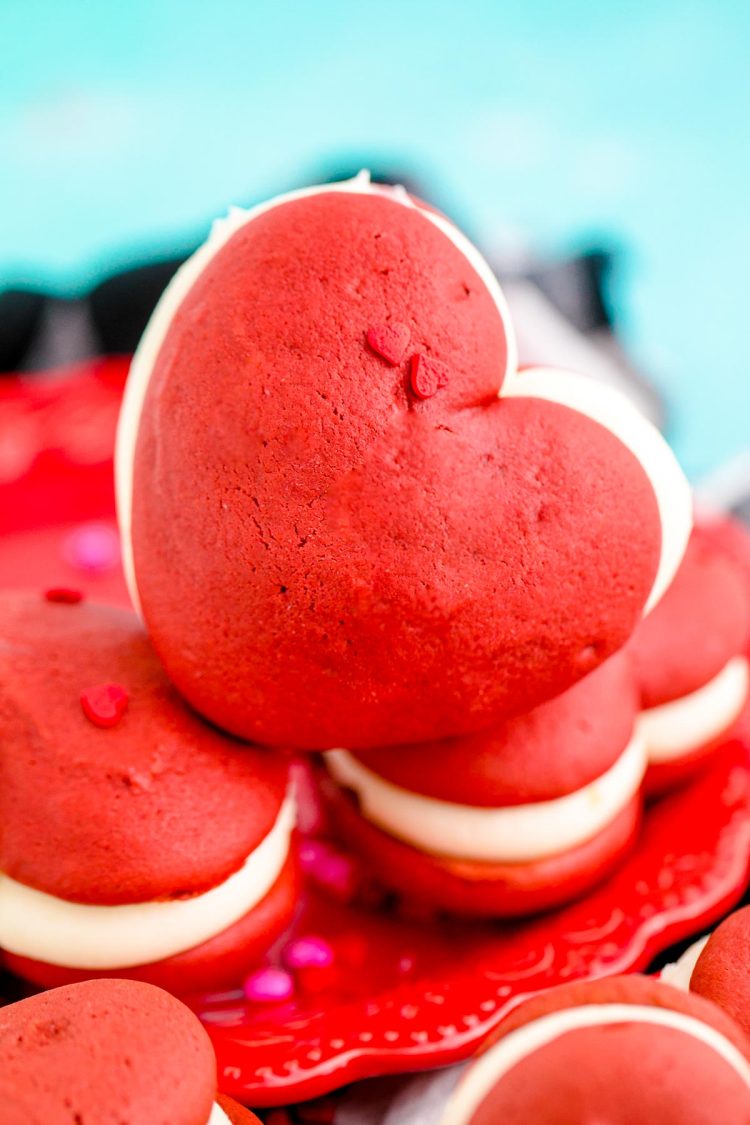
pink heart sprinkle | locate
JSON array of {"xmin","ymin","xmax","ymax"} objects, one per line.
[
  {"xmin": 243, "ymin": 967, "xmax": 294, "ymax": 1003},
  {"xmin": 80, "ymin": 683, "xmax": 129, "ymax": 729},
  {"xmin": 409, "ymin": 354, "xmax": 450, "ymax": 399},
  {"xmin": 366, "ymin": 322, "xmax": 411, "ymax": 366}
]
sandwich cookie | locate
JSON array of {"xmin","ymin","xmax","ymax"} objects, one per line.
[
  {"xmin": 629, "ymin": 527, "xmax": 750, "ymax": 794},
  {"xmin": 439, "ymin": 975, "xmax": 750, "ymax": 1124},
  {"xmin": 0, "ymin": 593, "xmax": 297, "ymax": 992},
  {"xmin": 117, "ymin": 173, "xmax": 691, "ymax": 750},
  {"xmin": 0, "ymin": 978, "xmax": 259, "ymax": 1124},
  {"xmin": 320, "ymin": 654, "xmax": 646, "ymax": 916},
  {"xmin": 665, "ymin": 906, "xmax": 750, "ymax": 1041}
]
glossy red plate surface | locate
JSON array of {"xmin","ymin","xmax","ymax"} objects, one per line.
[
  {"xmin": 2, "ymin": 359, "xmax": 750, "ymax": 1107},
  {"xmin": 196, "ymin": 744, "xmax": 750, "ymax": 1105}
]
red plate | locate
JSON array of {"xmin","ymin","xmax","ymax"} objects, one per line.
[
  {"xmin": 195, "ymin": 743, "xmax": 750, "ymax": 1105},
  {"xmin": 2, "ymin": 359, "xmax": 750, "ymax": 1107}
]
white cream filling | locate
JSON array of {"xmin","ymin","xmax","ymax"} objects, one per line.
[
  {"xmin": 502, "ymin": 366, "xmax": 692, "ymax": 613},
  {"xmin": 115, "ymin": 172, "xmax": 517, "ymax": 612},
  {"xmin": 0, "ymin": 794, "xmax": 295, "ymax": 970},
  {"xmin": 207, "ymin": 1104, "xmax": 232, "ymax": 1125},
  {"xmin": 324, "ymin": 732, "xmax": 645, "ymax": 864},
  {"xmin": 638, "ymin": 656, "xmax": 749, "ymax": 764},
  {"xmin": 440, "ymin": 1003, "xmax": 750, "ymax": 1124},
  {"xmin": 661, "ymin": 935, "xmax": 711, "ymax": 990}
]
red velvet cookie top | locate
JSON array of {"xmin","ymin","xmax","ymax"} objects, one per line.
[
  {"xmin": 127, "ymin": 187, "xmax": 663, "ymax": 749},
  {"xmin": 467, "ymin": 1021, "xmax": 750, "ymax": 1124},
  {"xmin": 490, "ymin": 974, "xmax": 750, "ymax": 1051},
  {"xmin": 691, "ymin": 907, "xmax": 750, "ymax": 1039},
  {"xmin": 350, "ymin": 652, "xmax": 638, "ymax": 805},
  {"xmin": 0, "ymin": 593, "xmax": 289, "ymax": 905},
  {"xmin": 0, "ymin": 978, "xmax": 216, "ymax": 1125},
  {"xmin": 460, "ymin": 975, "xmax": 750, "ymax": 1125},
  {"xmin": 629, "ymin": 528, "xmax": 750, "ymax": 708}
]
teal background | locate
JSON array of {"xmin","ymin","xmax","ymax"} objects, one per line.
[{"xmin": 1, "ymin": 0, "xmax": 749, "ymax": 478}]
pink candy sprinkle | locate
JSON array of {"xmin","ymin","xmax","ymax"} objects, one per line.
[
  {"xmin": 298, "ymin": 840, "xmax": 330, "ymax": 870},
  {"xmin": 300, "ymin": 841, "xmax": 359, "ymax": 902},
  {"xmin": 283, "ymin": 935, "xmax": 334, "ymax": 971},
  {"xmin": 63, "ymin": 522, "xmax": 120, "ymax": 574},
  {"xmin": 243, "ymin": 967, "xmax": 294, "ymax": 1004}
]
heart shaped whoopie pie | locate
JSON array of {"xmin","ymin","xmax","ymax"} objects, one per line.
[{"xmin": 117, "ymin": 176, "xmax": 691, "ymax": 750}]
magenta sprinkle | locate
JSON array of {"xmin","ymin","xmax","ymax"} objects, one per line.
[
  {"xmin": 63, "ymin": 522, "xmax": 120, "ymax": 574},
  {"xmin": 283, "ymin": 936, "xmax": 334, "ymax": 971},
  {"xmin": 299, "ymin": 840, "xmax": 330, "ymax": 870},
  {"xmin": 300, "ymin": 841, "xmax": 359, "ymax": 902},
  {"xmin": 243, "ymin": 967, "xmax": 294, "ymax": 1004}
]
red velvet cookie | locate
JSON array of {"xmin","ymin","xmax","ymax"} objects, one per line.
[
  {"xmin": 3, "ymin": 852, "xmax": 299, "ymax": 994},
  {"xmin": 0, "ymin": 592, "xmax": 296, "ymax": 992},
  {"xmin": 118, "ymin": 176, "xmax": 690, "ymax": 750},
  {"xmin": 440, "ymin": 975, "xmax": 750, "ymax": 1124},
  {"xmin": 0, "ymin": 977, "xmax": 259, "ymax": 1124},
  {"xmin": 690, "ymin": 906, "xmax": 750, "ymax": 1039},
  {"xmin": 320, "ymin": 655, "xmax": 646, "ymax": 916},
  {"xmin": 217, "ymin": 1094, "xmax": 262, "ymax": 1124},
  {"xmin": 629, "ymin": 527, "xmax": 750, "ymax": 794},
  {"xmin": 323, "ymin": 782, "xmax": 640, "ymax": 917},
  {"xmin": 352, "ymin": 652, "xmax": 637, "ymax": 806}
]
